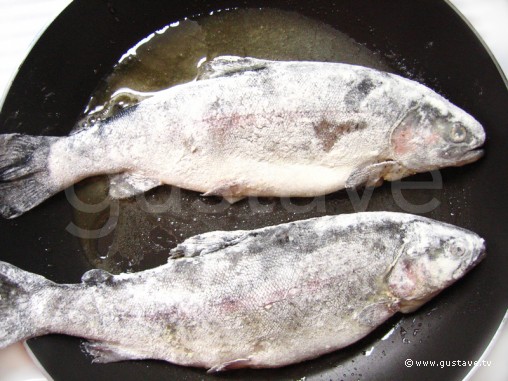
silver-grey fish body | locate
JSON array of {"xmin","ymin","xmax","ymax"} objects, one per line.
[
  {"xmin": 0, "ymin": 212, "xmax": 485, "ymax": 371},
  {"xmin": 0, "ymin": 56, "xmax": 485, "ymax": 218}
]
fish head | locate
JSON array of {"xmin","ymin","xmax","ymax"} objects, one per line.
[
  {"xmin": 390, "ymin": 98, "xmax": 485, "ymax": 172},
  {"xmin": 386, "ymin": 220, "xmax": 485, "ymax": 313}
]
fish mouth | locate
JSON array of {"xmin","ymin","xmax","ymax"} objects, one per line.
[
  {"xmin": 473, "ymin": 238, "xmax": 487, "ymax": 265},
  {"xmin": 455, "ymin": 148, "xmax": 484, "ymax": 166}
]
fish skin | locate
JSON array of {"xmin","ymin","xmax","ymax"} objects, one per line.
[
  {"xmin": 0, "ymin": 212, "xmax": 485, "ymax": 371},
  {"xmin": 0, "ymin": 56, "xmax": 485, "ymax": 218}
]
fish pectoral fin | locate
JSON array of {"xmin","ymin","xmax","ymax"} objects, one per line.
[
  {"xmin": 169, "ymin": 230, "xmax": 251, "ymax": 259},
  {"xmin": 109, "ymin": 172, "xmax": 162, "ymax": 199},
  {"xmin": 82, "ymin": 340, "xmax": 148, "ymax": 363},
  {"xmin": 346, "ymin": 161, "xmax": 405, "ymax": 188},
  {"xmin": 201, "ymin": 182, "xmax": 247, "ymax": 203},
  {"xmin": 197, "ymin": 56, "xmax": 269, "ymax": 80},
  {"xmin": 357, "ymin": 302, "xmax": 398, "ymax": 327},
  {"xmin": 207, "ymin": 358, "xmax": 253, "ymax": 373}
]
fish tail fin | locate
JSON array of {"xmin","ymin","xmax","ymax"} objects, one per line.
[
  {"xmin": 0, "ymin": 133, "xmax": 61, "ymax": 218},
  {"xmin": 0, "ymin": 261, "xmax": 51, "ymax": 348}
]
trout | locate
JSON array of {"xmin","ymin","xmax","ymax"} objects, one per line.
[
  {"xmin": 0, "ymin": 56, "xmax": 485, "ymax": 218},
  {"xmin": 0, "ymin": 212, "xmax": 485, "ymax": 371}
]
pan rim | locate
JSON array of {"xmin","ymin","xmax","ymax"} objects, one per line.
[{"xmin": 1, "ymin": 1, "xmax": 507, "ymax": 380}]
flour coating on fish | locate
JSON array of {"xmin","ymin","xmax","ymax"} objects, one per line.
[
  {"xmin": 0, "ymin": 212, "xmax": 485, "ymax": 370},
  {"xmin": 0, "ymin": 56, "xmax": 485, "ymax": 218}
]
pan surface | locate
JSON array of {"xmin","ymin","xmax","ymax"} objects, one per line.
[{"xmin": 0, "ymin": 0, "xmax": 507, "ymax": 380}]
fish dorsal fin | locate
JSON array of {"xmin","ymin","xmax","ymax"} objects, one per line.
[
  {"xmin": 197, "ymin": 56, "xmax": 270, "ymax": 80},
  {"xmin": 81, "ymin": 269, "xmax": 114, "ymax": 285},
  {"xmin": 169, "ymin": 230, "xmax": 251, "ymax": 260}
]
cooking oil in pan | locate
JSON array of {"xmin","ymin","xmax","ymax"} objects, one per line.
[{"xmin": 70, "ymin": 8, "xmax": 450, "ymax": 274}]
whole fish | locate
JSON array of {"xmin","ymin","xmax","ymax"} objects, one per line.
[
  {"xmin": 0, "ymin": 56, "xmax": 485, "ymax": 218},
  {"xmin": 0, "ymin": 212, "xmax": 485, "ymax": 371}
]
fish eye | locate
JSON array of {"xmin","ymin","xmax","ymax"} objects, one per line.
[
  {"xmin": 449, "ymin": 240, "xmax": 467, "ymax": 257},
  {"xmin": 450, "ymin": 123, "xmax": 467, "ymax": 143}
]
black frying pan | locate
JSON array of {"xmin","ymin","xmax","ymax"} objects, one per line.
[{"xmin": 1, "ymin": 1, "xmax": 507, "ymax": 380}]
